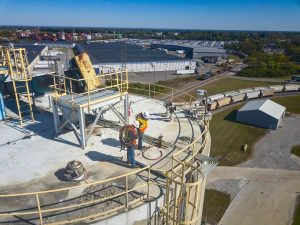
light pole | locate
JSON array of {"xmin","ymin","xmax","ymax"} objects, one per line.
[
  {"xmin": 164, "ymin": 63, "xmax": 167, "ymax": 80},
  {"xmin": 151, "ymin": 62, "xmax": 156, "ymax": 83}
]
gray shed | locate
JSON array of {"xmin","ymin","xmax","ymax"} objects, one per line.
[{"xmin": 236, "ymin": 99, "xmax": 286, "ymax": 130}]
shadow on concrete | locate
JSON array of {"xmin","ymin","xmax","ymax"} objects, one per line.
[
  {"xmin": 85, "ymin": 151, "xmax": 130, "ymax": 168},
  {"xmin": 54, "ymin": 168, "xmax": 69, "ymax": 182},
  {"xmin": 101, "ymin": 138, "xmax": 120, "ymax": 148}
]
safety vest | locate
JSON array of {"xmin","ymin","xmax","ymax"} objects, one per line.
[
  {"xmin": 119, "ymin": 125, "xmax": 137, "ymax": 146},
  {"xmin": 136, "ymin": 113, "xmax": 148, "ymax": 133}
]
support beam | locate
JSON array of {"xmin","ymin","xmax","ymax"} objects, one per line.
[
  {"xmin": 51, "ymin": 97, "xmax": 60, "ymax": 134},
  {"xmin": 124, "ymin": 93, "xmax": 129, "ymax": 124},
  {"xmin": 111, "ymin": 105, "xmax": 126, "ymax": 125},
  {"xmin": 78, "ymin": 107, "xmax": 86, "ymax": 148},
  {"xmin": 86, "ymin": 108, "xmax": 102, "ymax": 141}
]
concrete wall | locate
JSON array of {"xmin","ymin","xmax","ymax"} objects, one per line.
[
  {"xmin": 92, "ymin": 195, "xmax": 164, "ymax": 225},
  {"xmin": 95, "ymin": 60, "xmax": 196, "ymax": 73}
]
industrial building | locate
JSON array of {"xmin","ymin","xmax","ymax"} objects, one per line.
[
  {"xmin": 237, "ymin": 99, "xmax": 286, "ymax": 130},
  {"xmin": 78, "ymin": 42, "xmax": 196, "ymax": 72},
  {"xmin": 150, "ymin": 43, "xmax": 228, "ymax": 63}
]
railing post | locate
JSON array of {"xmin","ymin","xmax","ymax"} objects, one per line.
[
  {"xmin": 125, "ymin": 176, "xmax": 129, "ymax": 210},
  {"xmin": 147, "ymin": 167, "xmax": 151, "ymax": 199},
  {"xmin": 70, "ymin": 79, "xmax": 73, "ymax": 102},
  {"xmin": 148, "ymin": 83, "xmax": 151, "ymax": 98},
  {"xmin": 87, "ymin": 81, "xmax": 91, "ymax": 111},
  {"xmin": 165, "ymin": 171, "xmax": 170, "ymax": 224},
  {"xmin": 35, "ymin": 194, "xmax": 44, "ymax": 225}
]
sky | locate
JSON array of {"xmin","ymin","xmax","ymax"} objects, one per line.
[{"xmin": 0, "ymin": 0, "xmax": 300, "ymax": 31}]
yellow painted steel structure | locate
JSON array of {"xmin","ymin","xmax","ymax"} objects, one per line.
[
  {"xmin": 74, "ymin": 52, "xmax": 103, "ymax": 91},
  {"xmin": 0, "ymin": 82, "xmax": 208, "ymax": 225},
  {"xmin": 0, "ymin": 46, "xmax": 34, "ymax": 124}
]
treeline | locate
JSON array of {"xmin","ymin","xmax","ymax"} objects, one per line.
[
  {"xmin": 239, "ymin": 53, "xmax": 299, "ymax": 77},
  {"xmin": 225, "ymin": 34, "xmax": 300, "ymax": 77}
]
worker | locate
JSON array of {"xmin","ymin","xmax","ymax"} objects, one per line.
[
  {"xmin": 119, "ymin": 120, "xmax": 139, "ymax": 168},
  {"xmin": 135, "ymin": 111, "xmax": 150, "ymax": 150}
]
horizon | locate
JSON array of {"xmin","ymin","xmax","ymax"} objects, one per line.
[
  {"xmin": 1, "ymin": 0, "xmax": 300, "ymax": 32},
  {"xmin": 2, "ymin": 25, "xmax": 300, "ymax": 33}
]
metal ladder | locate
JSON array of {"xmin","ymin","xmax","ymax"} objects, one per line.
[{"xmin": 5, "ymin": 48, "xmax": 34, "ymax": 125}]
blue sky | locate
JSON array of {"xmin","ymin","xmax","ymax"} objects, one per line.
[{"xmin": 0, "ymin": 0, "xmax": 300, "ymax": 31}]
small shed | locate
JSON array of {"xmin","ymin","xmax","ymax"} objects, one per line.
[{"xmin": 236, "ymin": 99, "xmax": 286, "ymax": 130}]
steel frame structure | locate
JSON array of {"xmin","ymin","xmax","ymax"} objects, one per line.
[{"xmin": 50, "ymin": 68, "xmax": 129, "ymax": 148}]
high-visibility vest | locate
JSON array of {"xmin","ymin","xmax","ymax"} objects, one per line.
[
  {"xmin": 119, "ymin": 125, "xmax": 137, "ymax": 146},
  {"xmin": 136, "ymin": 113, "xmax": 148, "ymax": 133}
]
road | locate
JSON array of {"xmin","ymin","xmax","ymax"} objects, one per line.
[{"xmin": 207, "ymin": 166, "xmax": 300, "ymax": 225}]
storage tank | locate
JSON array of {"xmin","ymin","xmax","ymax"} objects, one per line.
[
  {"xmin": 217, "ymin": 97, "xmax": 231, "ymax": 107},
  {"xmin": 0, "ymin": 92, "xmax": 6, "ymax": 121}
]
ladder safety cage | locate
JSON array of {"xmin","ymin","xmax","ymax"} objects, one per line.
[{"xmin": 0, "ymin": 46, "xmax": 34, "ymax": 125}]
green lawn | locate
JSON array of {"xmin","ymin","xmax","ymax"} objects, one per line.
[
  {"xmin": 203, "ymin": 189, "xmax": 231, "ymax": 223},
  {"xmin": 202, "ymin": 77, "xmax": 281, "ymax": 96},
  {"xmin": 291, "ymin": 145, "xmax": 300, "ymax": 157},
  {"xmin": 272, "ymin": 95, "xmax": 300, "ymax": 114},
  {"xmin": 210, "ymin": 105, "xmax": 267, "ymax": 166}
]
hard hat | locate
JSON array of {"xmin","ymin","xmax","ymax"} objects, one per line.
[
  {"xmin": 133, "ymin": 120, "xmax": 140, "ymax": 128},
  {"xmin": 142, "ymin": 112, "xmax": 150, "ymax": 120}
]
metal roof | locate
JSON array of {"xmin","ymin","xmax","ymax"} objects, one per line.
[
  {"xmin": 79, "ymin": 42, "xmax": 184, "ymax": 64},
  {"xmin": 239, "ymin": 99, "xmax": 286, "ymax": 119},
  {"xmin": 14, "ymin": 43, "xmax": 46, "ymax": 64}
]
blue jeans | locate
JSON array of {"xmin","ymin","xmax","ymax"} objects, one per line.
[
  {"xmin": 127, "ymin": 145, "xmax": 136, "ymax": 167},
  {"xmin": 138, "ymin": 132, "xmax": 144, "ymax": 150}
]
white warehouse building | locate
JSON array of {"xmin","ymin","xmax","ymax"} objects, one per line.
[
  {"xmin": 236, "ymin": 99, "xmax": 286, "ymax": 130},
  {"xmin": 95, "ymin": 60, "xmax": 196, "ymax": 73}
]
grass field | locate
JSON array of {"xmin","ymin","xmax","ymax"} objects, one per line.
[
  {"xmin": 210, "ymin": 95, "xmax": 300, "ymax": 166},
  {"xmin": 203, "ymin": 189, "xmax": 231, "ymax": 223},
  {"xmin": 209, "ymin": 105, "xmax": 267, "ymax": 166},
  {"xmin": 272, "ymin": 95, "xmax": 300, "ymax": 114},
  {"xmin": 291, "ymin": 145, "xmax": 300, "ymax": 157},
  {"xmin": 201, "ymin": 77, "xmax": 281, "ymax": 96},
  {"xmin": 156, "ymin": 75, "xmax": 198, "ymax": 89}
]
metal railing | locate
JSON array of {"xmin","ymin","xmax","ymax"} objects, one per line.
[
  {"xmin": 158, "ymin": 122, "xmax": 210, "ymax": 225},
  {"xmin": 51, "ymin": 68, "xmax": 129, "ymax": 110},
  {"xmin": 0, "ymin": 166, "xmax": 152, "ymax": 225}
]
